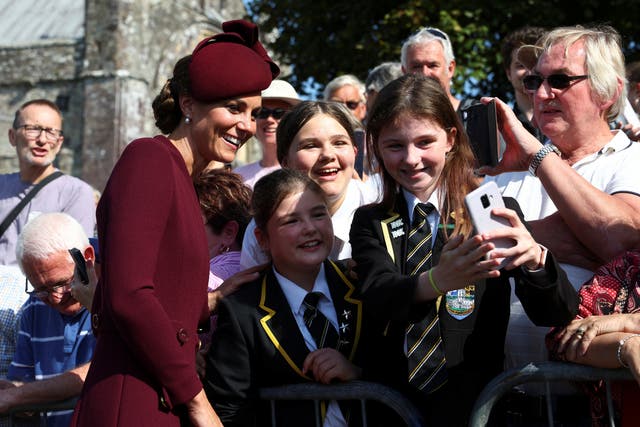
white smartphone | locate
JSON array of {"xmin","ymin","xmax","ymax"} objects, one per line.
[{"xmin": 464, "ymin": 181, "xmax": 515, "ymax": 268}]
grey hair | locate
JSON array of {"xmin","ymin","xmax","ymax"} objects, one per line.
[
  {"xmin": 401, "ymin": 27, "xmax": 455, "ymax": 69},
  {"xmin": 537, "ymin": 25, "xmax": 626, "ymax": 121},
  {"xmin": 16, "ymin": 212, "xmax": 90, "ymax": 272},
  {"xmin": 323, "ymin": 74, "xmax": 366, "ymax": 102},
  {"xmin": 365, "ymin": 62, "xmax": 403, "ymax": 93}
]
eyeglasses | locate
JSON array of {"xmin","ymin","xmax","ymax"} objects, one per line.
[
  {"xmin": 16, "ymin": 124, "xmax": 63, "ymax": 141},
  {"xmin": 332, "ymin": 100, "xmax": 362, "ymax": 111},
  {"xmin": 522, "ymin": 74, "xmax": 589, "ymax": 91},
  {"xmin": 25, "ymin": 274, "xmax": 74, "ymax": 300},
  {"xmin": 256, "ymin": 107, "xmax": 288, "ymax": 120}
]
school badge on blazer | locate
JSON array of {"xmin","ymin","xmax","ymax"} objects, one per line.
[{"xmin": 445, "ymin": 285, "xmax": 475, "ymax": 319}]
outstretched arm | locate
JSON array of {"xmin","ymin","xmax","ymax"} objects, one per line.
[{"xmin": 0, "ymin": 363, "xmax": 90, "ymax": 414}]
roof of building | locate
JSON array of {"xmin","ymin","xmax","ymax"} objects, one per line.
[{"xmin": 0, "ymin": 0, "xmax": 84, "ymax": 46}]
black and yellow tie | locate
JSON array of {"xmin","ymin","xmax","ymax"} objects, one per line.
[
  {"xmin": 303, "ymin": 292, "xmax": 339, "ymax": 349},
  {"xmin": 405, "ymin": 202, "xmax": 447, "ymax": 394}
]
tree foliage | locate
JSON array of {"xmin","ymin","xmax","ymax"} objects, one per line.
[{"xmin": 247, "ymin": 0, "xmax": 640, "ymax": 101}]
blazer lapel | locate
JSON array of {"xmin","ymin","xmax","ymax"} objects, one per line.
[
  {"xmin": 258, "ymin": 270, "xmax": 313, "ymax": 380},
  {"xmin": 325, "ymin": 260, "xmax": 363, "ymax": 362},
  {"xmin": 378, "ymin": 196, "xmax": 410, "ymax": 273}
]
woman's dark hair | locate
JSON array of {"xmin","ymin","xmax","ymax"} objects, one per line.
[
  {"xmin": 366, "ymin": 73, "xmax": 477, "ymax": 237},
  {"xmin": 152, "ymin": 55, "xmax": 192, "ymax": 134},
  {"xmin": 276, "ymin": 100, "xmax": 359, "ymax": 165},
  {"xmin": 252, "ymin": 169, "xmax": 326, "ymax": 232},
  {"xmin": 194, "ymin": 168, "xmax": 252, "ymax": 247}
]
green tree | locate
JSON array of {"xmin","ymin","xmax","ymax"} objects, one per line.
[{"xmin": 247, "ymin": 0, "xmax": 640, "ymax": 101}]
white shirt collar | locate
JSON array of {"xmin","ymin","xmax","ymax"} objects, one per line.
[
  {"xmin": 572, "ymin": 130, "xmax": 632, "ymax": 168},
  {"xmin": 273, "ymin": 263, "xmax": 333, "ymax": 315},
  {"xmin": 402, "ymin": 187, "xmax": 442, "ymax": 224}
]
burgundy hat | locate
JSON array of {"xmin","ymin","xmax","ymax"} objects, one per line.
[{"xmin": 189, "ymin": 20, "xmax": 280, "ymax": 103}]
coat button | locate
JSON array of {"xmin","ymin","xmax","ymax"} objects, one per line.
[
  {"xmin": 177, "ymin": 328, "xmax": 189, "ymax": 344},
  {"xmin": 91, "ymin": 313, "xmax": 100, "ymax": 330}
]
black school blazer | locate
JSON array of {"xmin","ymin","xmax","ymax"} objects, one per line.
[{"xmin": 349, "ymin": 194, "xmax": 578, "ymax": 425}]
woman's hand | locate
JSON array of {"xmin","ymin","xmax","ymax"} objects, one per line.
[
  {"xmin": 620, "ymin": 335, "xmax": 640, "ymax": 385},
  {"xmin": 480, "ymin": 207, "xmax": 542, "ymax": 271},
  {"xmin": 70, "ymin": 258, "xmax": 98, "ymax": 312},
  {"xmin": 195, "ymin": 342, "xmax": 211, "ymax": 379},
  {"xmin": 208, "ymin": 264, "xmax": 267, "ymax": 312},
  {"xmin": 185, "ymin": 389, "xmax": 223, "ymax": 427},
  {"xmin": 428, "ymin": 234, "xmax": 501, "ymax": 294},
  {"xmin": 556, "ymin": 314, "xmax": 640, "ymax": 357},
  {"xmin": 476, "ymin": 97, "xmax": 544, "ymax": 176},
  {"xmin": 302, "ymin": 348, "xmax": 361, "ymax": 384}
]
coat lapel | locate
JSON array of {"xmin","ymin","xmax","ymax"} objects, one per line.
[
  {"xmin": 378, "ymin": 196, "xmax": 410, "ymax": 273},
  {"xmin": 258, "ymin": 270, "xmax": 313, "ymax": 380},
  {"xmin": 325, "ymin": 260, "xmax": 363, "ymax": 362}
]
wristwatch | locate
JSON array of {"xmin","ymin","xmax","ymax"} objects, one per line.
[{"xmin": 528, "ymin": 144, "xmax": 560, "ymax": 176}]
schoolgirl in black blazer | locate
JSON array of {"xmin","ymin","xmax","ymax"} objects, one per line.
[{"xmin": 349, "ymin": 75, "xmax": 578, "ymax": 426}]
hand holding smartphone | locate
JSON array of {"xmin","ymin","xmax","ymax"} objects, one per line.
[{"xmin": 464, "ymin": 181, "xmax": 514, "ymax": 268}]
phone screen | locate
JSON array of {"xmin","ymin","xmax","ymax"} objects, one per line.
[{"xmin": 460, "ymin": 100, "xmax": 499, "ymax": 167}]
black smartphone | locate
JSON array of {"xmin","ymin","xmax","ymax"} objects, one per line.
[
  {"xmin": 68, "ymin": 248, "xmax": 89, "ymax": 285},
  {"xmin": 353, "ymin": 129, "xmax": 366, "ymax": 179},
  {"xmin": 460, "ymin": 100, "xmax": 499, "ymax": 167}
]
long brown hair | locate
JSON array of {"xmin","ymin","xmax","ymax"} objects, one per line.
[{"xmin": 366, "ymin": 74, "xmax": 477, "ymax": 237}]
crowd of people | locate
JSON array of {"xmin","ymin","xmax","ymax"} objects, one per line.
[{"xmin": 0, "ymin": 17, "xmax": 639, "ymax": 427}]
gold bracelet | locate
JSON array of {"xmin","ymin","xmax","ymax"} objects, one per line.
[
  {"xmin": 428, "ymin": 268, "xmax": 445, "ymax": 297},
  {"xmin": 616, "ymin": 333, "xmax": 640, "ymax": 368}
]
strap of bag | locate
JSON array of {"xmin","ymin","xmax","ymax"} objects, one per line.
[{"xmin": 0, "ymin": 171, "xmax": 64, "ymax": 237}]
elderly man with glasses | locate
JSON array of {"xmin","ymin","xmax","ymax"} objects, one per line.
[
  {"xmin": 480, "ymin": 25, "xmax": 640, "ymax": 425},
  {"xmin": 0, "ymin": 99, "xmax": 95, "ymax": 268},
  {"xmin": 323, "ymin": 74, "xmax": 367, "ymax": 124},
  {"xmin": 0, "ymin": 213, "xmax": 96, "ymax": 427}
]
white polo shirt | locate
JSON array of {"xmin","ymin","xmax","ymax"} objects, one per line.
[{"xmin": 485, "ymin": 130, "xmax": 640, "ymax": 370}]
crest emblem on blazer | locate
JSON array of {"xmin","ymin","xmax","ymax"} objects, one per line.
[{"xmin": 445, "ymin": 285, "xmax": 475, "ymax": 320}]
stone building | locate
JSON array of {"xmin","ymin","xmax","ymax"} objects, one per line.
[{"xmin": 0, "ymin": 0, "xmax": 250, "ymax": 192}]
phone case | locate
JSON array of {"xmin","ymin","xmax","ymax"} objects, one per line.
[
  {"xmin": 68, "ymin": 248, "xmax": 90, "ymax": 285},
  {"xmin": 464, "ymin": 181, "xmax": 514, "ymax": 267},
  {"xmin": 460, "ymin": 100, "xmax": 499, "ymax": 167}
]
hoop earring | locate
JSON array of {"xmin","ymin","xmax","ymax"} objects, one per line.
[{"xmin": 184, "ymin": 116, "xmax": 191, "ymax": 124}]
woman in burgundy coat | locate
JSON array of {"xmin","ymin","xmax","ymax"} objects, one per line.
[{"xmin": 71, "ymin": 20, "xmax": 278, "ymax": 427}]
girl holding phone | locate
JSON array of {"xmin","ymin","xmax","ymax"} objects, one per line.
[{"xmin": 349, "ymin": 74, "xmax": 577, "ymax": 426}]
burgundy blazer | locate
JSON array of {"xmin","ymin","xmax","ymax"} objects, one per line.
[{"xmin": 72, "ymin": 136, "xmax": 210, "ymax": 426}]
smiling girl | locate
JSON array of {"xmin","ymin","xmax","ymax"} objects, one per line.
[
  {"xmin": 240, "ymin": 101, "xmax": 377, "ymax": 268},
  {"xmin": 349, "ymin": 74, "xmax": 577, "ymax": 426},
  {"xmin": 204, "ymin": 169, "xmax": 363, "ymax": 426}
]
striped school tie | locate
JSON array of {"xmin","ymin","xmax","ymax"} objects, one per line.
[
  {"xmin": 405, "ymin": 203, "xmax": 447, "ymax": 394},
  {"xmin": 303, "ymin": 292, "xmax": 339, "ymax": 349}
]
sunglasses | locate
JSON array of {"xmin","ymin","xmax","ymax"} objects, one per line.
[
  {"xmin": 256, "ymin": 107, "xmax": 288, "ymax": 120},
  {"xmin": 426, "ymin": 28, "xmax": 449, "ymax": 41},
  {"xmin": 523, "ymin": 74, "xmax": 589, "ymax": 91}
]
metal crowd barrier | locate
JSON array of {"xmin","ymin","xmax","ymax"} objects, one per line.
[
  {"xmin": 259, "ymin": 380, "xmax": 426, "ymax": 427},
  {"xmin": 7, "ymin": 382, "xmax": 424, "ymax": 427},
  {"xmin": 7, "ymin": 397, "xmax": 77, "ymax": 427},
  {"xmin": 469, "ymin": 362, "xmax": 634, "ymax": 427}
]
